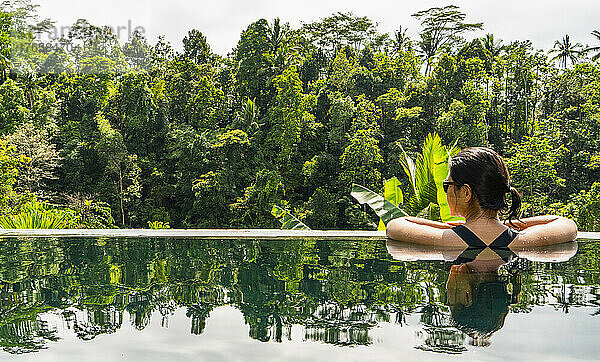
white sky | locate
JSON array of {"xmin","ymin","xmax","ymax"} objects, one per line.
[{"xmin": 34, "ymin": 0, "xmax": 600, "ymax": 55}]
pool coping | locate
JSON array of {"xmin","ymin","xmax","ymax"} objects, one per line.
[{"xmin": 0, "ymin": 229, "xmax": 597, "ymax": 240}]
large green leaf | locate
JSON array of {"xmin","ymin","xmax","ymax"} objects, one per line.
[
  {"xmin": 351, "ymin": 183, "xmax": 408, "ymax": 226},
  {"xmin": 271, "ymin": 205, "xmax": 311, "ymax": 230},
  {"xmin": 399, "ymin": 145, "xmax": 418, "ymax": 200},
  {"xmin": 398, "ymin": 133, "xmax": 464, "ymax": 223},
  {"xmin": 379, "ymin": 177, "xmax": 404, "ymax": 230},
  {"xmin": 432, "ymin": 138, "xmax": 463, "ymax": 222},
  {"xmin": 400, "ymin": 138, "xmax": 437, "ymax": 215},
  {"xmin": 383, "ymin": 177, "xmax": 403, "ymax": 206}
]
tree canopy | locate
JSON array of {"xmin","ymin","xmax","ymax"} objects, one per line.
[{"xmin": 0, "ymin": 3, "xmax": 598, "ymax": 231}]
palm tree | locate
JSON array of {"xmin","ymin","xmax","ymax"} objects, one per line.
[
  {"xmin": 237, "ymin": 97, "xmax": 260, "ymax": 133},
  {"xmin": 550, "ymin": 34, "xmax": 583, "ymax": 68},
  {"xmin": 417, "ymin": 32, "xmax": 438, "ymax": 75},
  {"xmin": 481, "ymin": 33, "xmax": 504, "ymax": 58},
  {"xmin": 392, "ymin": 25, "xmax": 412, "ymax": 54},
  {"xmin": 21, "ymin": 70, "xmax": 39, "ymax": 108},
  {"xmin": 268, "ymin": 18, "xmax": 286, "ymax": 54},
  {"xmin": 584, "ymin": 30, "xmax": 600, "ymax": 61}
]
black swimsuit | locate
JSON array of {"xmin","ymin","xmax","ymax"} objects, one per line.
[{"xmin": 452, "ymin": 225, "xmax": 519, "ymax": 264}]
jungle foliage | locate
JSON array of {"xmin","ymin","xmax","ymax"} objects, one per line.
[{"xmin": 0, "ymin": 2, "xmax": 599, "ymax": 230}]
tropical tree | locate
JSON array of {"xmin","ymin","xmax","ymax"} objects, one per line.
[
  {"xmin": 302, "ymin": 12, "xmax": 380, "ymax": 56},
  {"xmin": 550, "ymin": 34, "xmax": 583, "ymax": 68},
  {"xmin": 583, "ymin": 30, "xmax": 600, "ymax": 61},
  {"xmin": 122, "ymin": 30, "xmax": 151, "ymax": 70},
  {"xmin": 231, "ymin": 169, "xmax": 285, "ymax": 228},
  {"xmin": 234, "ymin": 19, "xmax": 274, "ymax": 110},
  {"xmin": 4, "ymin": 121, "xmax": 61, "ymax": 197},
  {"xmin": 0, "ymin": 79, "xmax": 29, "ymax": 135},
  {"xmin": 182, "ymin": 29, "xmax": 213, "ymax": 65},
  {"xmin": 506, "ymin": 133, "xmax": 567, "ymax": 216},
  {"xmin": 266, "ymin": 18, "xmax": 300, "ymax": 74},
  {"xmin": 192, "ymin": 129, "xmax": 252, "ymax": 227},
  {"xmin": 392, "ymin": 26, "xmax": 412, "ymax": 54},
  {"xmin": 552, "ymin": 182, "xmax": 600, "ymax": 232},
  {"xmin": 94, "ymin": 111, "xmax": 140, "ymax": 226},
  {"xmin": 415, "ymin": 32, "xmax": 438, "ymax": 76},
  {"xmin": 0, "ymin": 138, "xmax": 31, "ymax": 215},
  {"xmin": 340, "ymin": 128, "xmax": 383, "ymax": 192},
  {"xmin": 481, "ymin": 33, "xmax": 504, "ymax": 58},
  {"xmin": 412, "ymin": 5, "xmax": 483, "ymax": 74},
  {"xmin": 268, "ymin": 18, "xmax": 287, "ymax": 54},
  {"xmin": 234, "ymin": 97, "xmax": 260, "ymax": 133}
]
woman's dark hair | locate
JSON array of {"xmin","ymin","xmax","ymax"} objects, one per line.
[
  {"xmin": 450, "ymin": 281, "xmax": 511, "ymax": 344},
  {"xmin": 448, "ymin": 267, "xmax": 522, "ymax": 346},
  {"xmin": 448, "ymin": 147, "xmax": 522, "ymax": 227}
]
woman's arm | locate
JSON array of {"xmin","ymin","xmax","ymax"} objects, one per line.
[
  {"xmin": 509, "ymin": 215, "xmax": 578, "ymax": 246},
  {"xmin": 504, "ymin": 215, "xmax": 566, "ymax": 230},
  {"xmin": 386, "ymin": 216, "xmax": 464, "ymax": 246},
  {"xmin": 398, "ymin": 216, "xmax": 454, "ymax": 229}
]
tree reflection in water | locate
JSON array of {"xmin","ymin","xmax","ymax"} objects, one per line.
[{"xmin": 0, "ymin": 237, "xmax": 596, "ymax": 355}]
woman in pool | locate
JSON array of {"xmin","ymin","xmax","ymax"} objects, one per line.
[{"xmin": 386, "ymin": 147, "xmax": 578, "ymax": 247}]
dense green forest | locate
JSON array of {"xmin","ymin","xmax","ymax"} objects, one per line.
[{"xmin": 0, "ymin": 2, "xmax": 599, "ymax": 230}]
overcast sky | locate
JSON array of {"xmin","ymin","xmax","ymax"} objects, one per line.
[{"xmin": 35, "ymin": 0, "xmax": 600, "ymax": 55}]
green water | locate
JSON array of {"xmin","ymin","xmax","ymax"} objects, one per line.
[{"xmin": 0, "ymin": 237, "xmax": 599, "ymax": 361}]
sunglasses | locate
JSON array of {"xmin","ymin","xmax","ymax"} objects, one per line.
[{"xmin": 443, "ymin": 181, "xmax": 463, "ymax": 193}]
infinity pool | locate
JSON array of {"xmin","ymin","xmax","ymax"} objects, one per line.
[{"xmin": 0, "ymin": 237, "xmax": 598, "ymax": 361}]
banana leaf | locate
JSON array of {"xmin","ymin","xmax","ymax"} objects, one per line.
[
  {"xmin": 399, "ymin": 133, "xmax": 464, "ymax": 223},
  {"xmin": 384, "ymin": 176, "xmax": 404, "ymax": 206},
  {"xmin": 271, "ymin": 205, "xmax": 311, "ymax": 230},
  {"xmin": 378, "ymin": 177, "xmax": 404, "ymax": 230},
  {"xmin": 351, "ymin": 183, "xmax": 408, "ymax": 227},
  {"xmin": 432, "ymin": 138, "xmax": 462, "ymax": 223}
]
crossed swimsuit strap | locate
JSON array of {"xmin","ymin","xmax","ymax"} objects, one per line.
[{"xmin": 452, "ymin": 225, "xmax": 519, "ymax": 264}]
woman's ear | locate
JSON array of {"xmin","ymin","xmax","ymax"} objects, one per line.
[{"xmin": 463, "ymin": 185, "xmax": 472, "ymax": 203}]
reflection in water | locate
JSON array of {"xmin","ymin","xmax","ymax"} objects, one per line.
[
  {"xmin": 0, "ymin": 237, "xmax": 597, "ymax": 356},
  {"xmin": 386, "ymin": 240, "xmax": 584, "ymax": 353},
  {"xmin": 446, "ymin": 257, "xmax": 519, "ymax": 347}
]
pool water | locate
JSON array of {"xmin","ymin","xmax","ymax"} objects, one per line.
[{"xmin": 0, "ymin": 237, "xmax": 598, "ymax": 361}]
